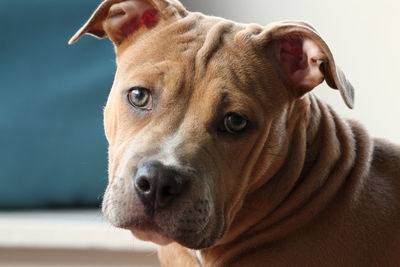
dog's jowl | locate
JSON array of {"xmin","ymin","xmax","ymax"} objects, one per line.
[{"xmin": 70, "ymin": 0, "xmax": 400, "ymax": 266}]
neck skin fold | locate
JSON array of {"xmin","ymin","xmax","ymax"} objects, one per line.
[{"xmin": 202, "ymin": 94, "xmax": 372, "ymax": 266}]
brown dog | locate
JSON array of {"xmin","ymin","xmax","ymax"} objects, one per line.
[{"xmin": 70, "ymin": 0, "xmax": 400, "ymax": 266}]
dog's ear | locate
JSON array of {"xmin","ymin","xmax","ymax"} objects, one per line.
[
  {"xmin": 69, "ymin": 0, "xmax": 187, "ymax": 45},
  {"xmin": 251, "ymin": 21, "xmax": 354, "ymax": 109}
]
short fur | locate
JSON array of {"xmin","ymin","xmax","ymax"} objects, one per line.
[{"xmin": 70, "ymin": 1, "xmax": 400, "ymax": 266}]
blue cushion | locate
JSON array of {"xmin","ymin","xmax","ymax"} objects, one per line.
[{"xmin": 0, "ymin": 0, "xmax": 114, "ymax": 209}]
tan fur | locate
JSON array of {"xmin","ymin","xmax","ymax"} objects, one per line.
[{"xmin": 70, "ymin": 1, "xmax": 400, "ymax": 266}]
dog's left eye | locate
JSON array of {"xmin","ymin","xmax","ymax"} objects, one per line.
[
  {"xmin": 128, "ymin": 87, "xmax": 152, "ymax": 110},
  {"xmin": 223, "ymin": 113, "xmax": 249, "ymax": 134}
]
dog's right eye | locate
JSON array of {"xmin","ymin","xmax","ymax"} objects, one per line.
[
  {"xmin": 128, "ymin": 87, "xmax": 152, "ymax": 110},
  {"xmin": 222, "ymin": 112, "xmax": 249, "ymax": 134}
]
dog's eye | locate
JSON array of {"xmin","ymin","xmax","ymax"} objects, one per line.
[
  {"xmin": 128, "ymin": 87, "xmax": 152, "ymax": 110},
  {"xmin": 223, "ymin": 113, "xmax": 248, "ymax": 134}
]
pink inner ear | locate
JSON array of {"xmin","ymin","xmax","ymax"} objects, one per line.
[
  {"xmin": 140, "ymin": 9, "xmax": 160, "ymax": 28},
  {"xmin": 276, "ymin": 34, "xmax": 325, "ymax": 93},
  {"xmin": 105, "ymin": 0, "xmax": 160, "ymax": 44},
  {"xmin": 122, "ymin": 8, "xmax": 159, "ymax": 37},
  {"xmin": 280, "ymin": 35, "xmax": 308, "ymax": 73}
]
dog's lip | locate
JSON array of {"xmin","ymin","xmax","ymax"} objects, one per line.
[
  {"xmin": 122, "ymin": 216, "xmax": 174, "ymax": 245},
  {"xmin": 123, "ymin": 213, "xmax": 215, "ymax": 248}
]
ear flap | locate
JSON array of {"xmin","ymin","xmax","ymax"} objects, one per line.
[
  {"xmin": 69, "ymin": 0, "xmax": 187, "ymax": 45},
  {"xmin": 260, "ymin": 21, "xmax": 355, "ymax": 109}
]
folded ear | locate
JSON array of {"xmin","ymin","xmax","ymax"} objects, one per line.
[
  {"xmin": 69, "ymin": 0, "xmax": 187, "ymax": 45},
  {"xmin": 258, "ymin": 21, "xmax": 354, "ymax": 109}
]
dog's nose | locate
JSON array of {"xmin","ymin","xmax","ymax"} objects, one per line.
[{"xmin": 134, "ymin": 161, "xmax": 188, "ymax": 210}]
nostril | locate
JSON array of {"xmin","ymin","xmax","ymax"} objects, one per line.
[
  {"xmin": 164, "ymin": 180, "xmax": 183, "ymax": 195},
  {"xmin": 136, "ymin": 176, "xmax": 151, "ymax": 193},
  {"xmin": 161, "ymin": 186, "xmax": 172, "ymax": 197},
  {"xmin": 161, "ymin": 184, "xmax": 180, "ymax": 197}
]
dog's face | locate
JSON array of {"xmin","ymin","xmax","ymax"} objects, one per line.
[
  {"xmin": 102, "ymin": 16, "xmax": 282, "ymax": 249},
  {"xmin": 70, "ymin": 0, "xmax": 354, "ymax": 249}
]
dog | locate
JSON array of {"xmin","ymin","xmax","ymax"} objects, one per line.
[{"xmin": 69, "ymin": 0, "xmax": 400, "ymax": 266}]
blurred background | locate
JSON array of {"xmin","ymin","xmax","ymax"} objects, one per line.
[
  {"xmin": 0, "ymin": 0, "xmax": 399, "ymax": 266},
  {"xmin": 0, "ymin": 1, "xmax": 113, "ymax": 210}
]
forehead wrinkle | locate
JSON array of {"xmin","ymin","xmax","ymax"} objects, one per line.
[{"xmin": 195, "ymin": 20, "xmax": 234, "ymax": 76}]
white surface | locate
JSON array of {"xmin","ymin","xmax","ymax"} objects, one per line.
[
  {"xmin": 0, "ymin": 210, "xmax": 158, "ymax": 252},
  {"xmin": 0, "ymin": 248, "xmax": 159, "ymax": 267},
  {"xmin": 181, "ymin": 0, "xmax": 400, "ymax": 144}
]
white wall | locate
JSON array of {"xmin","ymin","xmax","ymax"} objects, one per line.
[{"xmin": 181, "ymin": 0, "xmax": 400, "ymax": 143}]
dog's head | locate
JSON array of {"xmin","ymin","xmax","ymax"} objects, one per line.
[{"xmin": 70, "ymin": 0, "xmax": 354, "ymax": 249}]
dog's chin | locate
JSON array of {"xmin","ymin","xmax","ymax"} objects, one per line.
[
  {"xmin": 127, "ymin": 220, "xmax": 223, "ymax": 249},
  {"xmin": 161, "ymin": 214, "xmax": 227, "ymax": 250},
  {"xmin": 116, "ymin": 213, "xmax": 226, "ymax": 250},
  {"xmin": 132, "ymin": 229, "xmax": 174, "ymax": 246}
]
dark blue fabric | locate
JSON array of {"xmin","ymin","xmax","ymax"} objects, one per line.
[{"xmin": 0, "ymin": 0, "xmax": 114, "ymax": 209}]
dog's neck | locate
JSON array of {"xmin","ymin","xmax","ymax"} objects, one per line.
[{"xmin": 200, "ymin": 94, "xmax": 373, "ymax": 266}]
